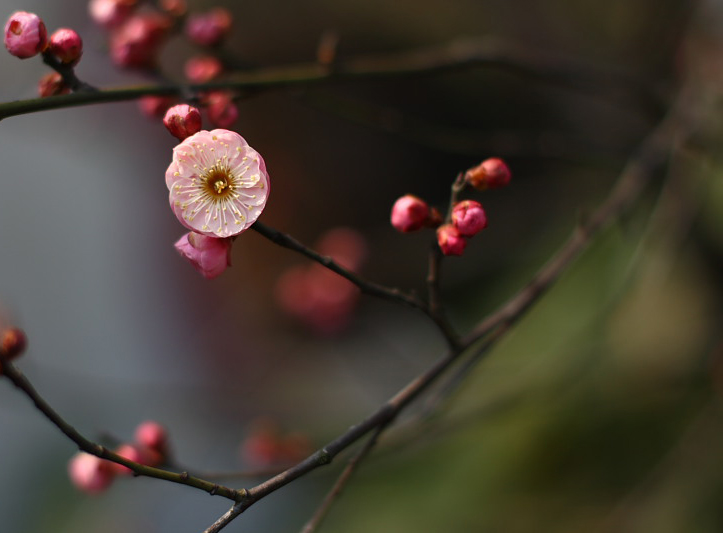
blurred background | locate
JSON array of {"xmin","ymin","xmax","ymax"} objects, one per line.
[{"xmin": 1, "ymin": 0, "xmax": 723, "ymax": 532}]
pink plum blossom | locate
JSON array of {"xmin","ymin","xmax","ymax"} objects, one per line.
[
  {"xmin": 109, "ymin": 12, "xmax": 171, "ymax": 69},
  {"xmin": 466, "ymin": 157, "xmax": 511, "ymax": 190},
  {"xmin": 451, "ymin": 200, "xmax": 488, "ymax": 237},
  {"xmin": 163, "ymin": 104, "xmax": 202, "ymax": 140},
  {"xmin": 4, "ymin": 11, "xmax": 47, "ymax": 59},
  {"xmin": 48, "ymin": 28, "xmax": 83, "ymax": 65},
  {"xmin": 67, "ymin": 452, "xmax": 115, "ymax": 494},
  {"xmin": 185, "ymin": 8, "xmax": 232, "ymax": 47},
  {"xmin": 437, "ymin": 224, "xmax": 467, "ymax": 256},
  {"xmin": 166, "ymin": 129, "xmax": 269, "ymax": 238},
  {"xmin": 174, "ymin": 232, "xmax": 232, "ymax": 279},
  {"xmin": 390, "ymin": 194, "xmax": 429, "ymax": 233}
]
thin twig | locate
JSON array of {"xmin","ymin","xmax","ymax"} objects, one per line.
[
  {"xmin": 0, "ymin": 38, "xmax": 660, "ymax": 122},
  {"xmin": 300, "ymin": 426, "xmax": 387, "ymax": 533},
  {"xmin": 0, "ymin": 357, "xmax": 245, "ymax": 502}
]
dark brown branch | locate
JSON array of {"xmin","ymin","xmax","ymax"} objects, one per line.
[{"xmin": 0, "ymin": 358, "xmax": 244, "ymax": 502}]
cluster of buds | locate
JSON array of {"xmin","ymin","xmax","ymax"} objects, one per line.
[
  {"xmin": 4, "ymin": 11, "xmax": 83, "ymax": 96},
  {"xmin": 0, "ymin": 327, "xmax": 27, "ymax": 375},
  {"xmin": 240, "ymin": 419, "xmax": 312, "ymax": 468},
  {"xmin": 389, "ymin": 157, "xmax": 511, "ymax": 256},
  {"xmin": 275, "ymin": 228, "xmax": 367, "ymax": 335},
  {"xmin": 68, "ymin": 420, "xmax": 169, "ymax": 494}
]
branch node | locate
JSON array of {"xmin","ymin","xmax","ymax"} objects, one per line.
[
  {"xmin": 180, "ymin": 471, "xmax": 189, "ymax": 481},
  {"xmin": 316, "ymin": 448, "xmax": 332, "ymax": 465},
  {"xmin": 210, "ymin": 484, "xmax": 219, "ymax": 496}
]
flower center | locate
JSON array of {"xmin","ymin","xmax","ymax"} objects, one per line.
[{"xmin": 204, "ymin": 166, "xmax": 234, "ymax": 198}]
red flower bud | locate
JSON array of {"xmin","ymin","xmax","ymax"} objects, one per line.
[
  {"xmin": 49, "ymin": 28, "xmax": 83, "ymax": 65},
  {"xmin": 390, "ymin": 194, "xmax": 429, "ymax": 233},
  {"xmin": 437, "ymin": 224, "xmax": 466, "ymax": 256},
  {"xmin": 466, "ymin": 157, "xmax": 511, "ymax": 190}
]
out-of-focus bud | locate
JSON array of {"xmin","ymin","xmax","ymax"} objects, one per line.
[
  {"xmin": 48, "ymin": 28, "xmax": 82, "ymax": 65},
  {"xmin": 160, "ymin": 0, "xmax": 187, "ymax": 17},
  {"xmin": 1, "ymin": 327, "xmax": 27, "ymax": 359},
  {"xmin": 134, "ymin": 420, "xmax": 169, "ymax": 459},
  {"xmin": 184, "ymin": 55, "xmax": 223, "ymax": 83},
  {"xmin": 205, "ymin": 90, "xmax": 238, "ymax": 128},
  {"xmin": 174, "ymin": 232, "xmax": 232, "ymax": 279},
  {"xmin": 316, "ymin": 226, "xmax": 367, "ymax": 271},
  {"xmin": 68, "ymin": 452, "xmax": 115, "ymax": 494},
  {"xmin": 138, "ymin": 95, "xmax": 176, "ymax": 118},
  {"xmin": 437, "ymin": 224, "xmax": 466, "ymax": 256},
  {"xmin": 185, "ymin": 7, "xmax": 232, "ymax": 47},
  {"xmin": 279, "ymin": 432, "xmax": 312, "ymax": 463},
  {"xmin": 89, "ymin": 0, "xmax": 137, "ymax": 29},
  {"xmin": 163, "ymin": 104, "xmax": 202, "ymax": 140},
  {"xmin": 390, "ymin": 194, "xmax": 429, "ymax": 233},
  {"xmin": 4, "ymin": 11, "xmax": 47, "ymax": 59},
  {"xmin": 109, "ymin": 12, "xmax": 171, "ymax": 69},
  {"xmin": 110, "ymin": 443, "xmax": 145, "ymax": 475},
  {"xmin": 451, "ymin": 200, "xmax": 487, "ymax": 237},
  {"xmin": 465, "ymin": 157, "xmax": 511, "ymax": 191},
  {"xmin": 241, "ymin": 419, "xmax": 283, "ymax": 467}
]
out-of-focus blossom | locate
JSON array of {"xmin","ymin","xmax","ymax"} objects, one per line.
[
  {"xmin": 67, "ymin": 452, "xmax": 115, "ymax": 494},
  {"xmin": 390, "ymin": 194, "xmax": 430, "ymax": 233},
  {"xmin": 110, "ymin": 443, "xmax": 146, "ymax": 475},
  {"xmin": 166, "ymin": 129, "xmax": 269, "ymax": 238},
  {"xmin": 134, "ymin": 420, "xmax": 169, "ymax": 458},
  {"xmin": 174, "ymin": 232, "xmax": 232, "ymax": 279},
  {"xmin": 138, "ymin": 95, "xmax": 176, "ymax": 118},
  {"xmin": 465, "ymin": 157, "xmax": 511, "ymax": 190},
  {"xmin": 48, "ymin": 28, "xmax": 82, "ymax": 65},
  {"xmin": 4, "ymin": 11, "xmax": 47, "ymax": 59},
  {"xmin": 205, "ymin": 91, "xmax": 238, "ymax": 128},
  {"xmin": 184, "ymin": 55, "xmax": 223, "ymax": 83},
  {"xmin": 163, "ymin": 104, "xmax": 202, "ymax": 140},
  {"xmin": 0, "ymin": 327, "xmax": 27, "ymax": 375},
  {"xmin": 437, "ymin": 224, "xmax": 466, "ymax": 256},
  {"xmin": 185, "ymin": 8, "xmax": 231, "ymax": 47},
  {"xmin": 89, "ymin": 0, "xmax": 137, "ymax": 29},
  {"xmin": 451, "ymin": 200, "xmax": 487, "ymax": 237},
  {"xmin": 159, "ymin": 0, "xmax": 187, "ymax": 17},
  {"xmin": 109, "ymin": 12, "xmax": 171, "ymax": 69},
  {"xmin": 241, "ymin": 419, "xmax": 312, "ymax": 467}
]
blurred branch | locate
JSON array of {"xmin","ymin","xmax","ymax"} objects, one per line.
[
  {"xmin": 0, "ymin": 38, "xmax": 661, "ymax": 121},
  {"xmin": 0, "ymin": 357, "xmax": 244, "ymax": 502}
]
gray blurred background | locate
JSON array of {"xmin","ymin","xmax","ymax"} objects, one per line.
[{"xmin": 2, "ymin": 1, "xmax": 723, "ymax": 532}]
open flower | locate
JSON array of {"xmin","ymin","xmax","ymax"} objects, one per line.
[{"xmin": 166, "ymin": 129, "xmax": 269, "ymax": 238}]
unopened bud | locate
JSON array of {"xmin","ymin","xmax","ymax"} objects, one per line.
[
  {"xmin": 138, "ymin": 95, "xmax": 176, "ymax": 118},
  {"xmin": 163, "ymin": 104, "xmax": 202, "ymax": 140},
  {"xmin": 437, "ymin": 224, "xmax": 466, "ymax": 256},
  {"xmin": 175, "ymin": 232, "xmax": 232, "ymax": 279},
  {"xmin": 111, "ymin": 443, "xmax": 145, "ymax": 475},
  {"xmin": 88, "ymin": 0, "xmax": 137, "ymax": 29},
  {"xmin": 205, "ymin": 91, "xmax": 238, "ymax": 128},
  {"xmin": 184, "ymin": 55, "xmax": 223, "ymax": 83},
  {"xmin": 390, "ymin": 194, "xmax": 429, "ymax": 233},
  {"xmin": 1, "ymin": 327, "xmax": 27, "ymax": 359},
  {"xmin": 451, "ymin": 200, "xmax": 487, "ymax": 237},
  {"xmin": 134, "ymin": 420, "xmax": 169, "ymax": 458},
  {"xmin": 185, "ymin": 8, "xmax": 232, "ymax": 47},
  {"xmin": 68, "ymin": 452, "xmax": 115, "ymax": 494},
  {"xmin": 465, "ymin": 157, "xmax": 511, "ymax": 191},
  {"xmin": 49, "ymin": 28, "xmax": 83, "ymax": 65},
  {"xmin": 4, "ymin": 11, "xmax": 48, "ymax": 59}
]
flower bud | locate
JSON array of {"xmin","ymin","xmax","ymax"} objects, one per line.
[
  {"xmin": 109, "ymin": 12, "xmax": 171, "ymax": 69},
  {"xmin": 184, "ymin": 55, "xmax": 223, "ymax": 83},
  {"xmin": 174, "ymin": 232, "xmax": 232, "ymax": 279},
  {"xmin": 160, "ymin": 0, "xmax": 187, "ymax": 17},
  {"xmin": 437, "ymin": 224, "xmax": 466, "ymax": 256},
  {"xmin": 48, "ymin": 28, "xmax": 82, "ymax": 65},
  {"xmin": 4, "ymin": 11, "xmax": 47, "ymax": 59},
  {"xmin": 110, "ymin": 443, "xmax": 145, "ymax": 475},
  {"xmin": 134, "ymin": 420, "xmax": 169, "ymax": 458},
  {"xmin": 465, "ymin": 157, "xmax": 511, "ymax": 190},
  {"xmin": 1, "ymin": 327, "xmax": 27, "ymax": 359},
  {"xmin": 390, "ymin": 194, "xmax": 429, "ymax": 233},
  {"xmin": 38, "ymin": 71, "xmax": 69, "ymax": 97},
  {"xmin": 205, "ymin": 91, "xmax": 238, "ymax": 128},
  {"xmin": 185, "ymin": 8, "xmax": 232, "ymax": 47},
  {"xmin": 68, "ymin": 452, "xmax": 115, "ymax": 494},
  {"xmin": 89, "ymin": 0, "xmax": 137, "ymax": 29},
  {"xmin": 451, "ymin": 200, "xmax": 487, "ymax": 237},
  {"xmin": 163, "ymin": 104, "xmax": 202, "ymax": 140}
]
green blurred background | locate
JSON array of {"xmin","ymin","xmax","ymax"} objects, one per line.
[{"xmin": 1, "ymin": 0, "xmax": 722, "ymax": 532}]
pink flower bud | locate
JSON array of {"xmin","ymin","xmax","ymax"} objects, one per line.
[
  {"xmin": 184, "ymin": 55, "xmax": 223, "ymax": 83},
  {"xmin": 88, "ymin": 0, "xmax": 137, "ymax": 29},
  {"xmin": 4, "ymin": 11, "xmax": 48, "ymax": 59},
  {"xmin": 160, "ymin": 0, "xmax": 187, "ymax": 17},
  {"xmin": 134, "ymin": 420, "xmax": 169, "ymax": 457},
  {"xmin": 390, "ymin": 194, "xmax": 429, "ymax": 233},
  {"xmin": 451, "ymin": 200, "xmax": 487, "ymax": 237},
  {"xmin": 68, "ymin": 452, "xmax": 115, "ymax": 494},
  {"xmin": 185, "ymin": 8, "xmax": 232, "ymax": 47},
  {"xmin": 38, "ymin": 72, "xmax": 69, "ymax": 97},
  {"xmin": 437, "ymin": 224, "xmax": 466, "ymax": 256},
  {"xmin": 138, "ymin": 95, "xmax": 176, "ymax": 118},
  {"xmin": 174, "ymin": 232, "xmax": 232, "ymax": 278},
  {"xmin": 466, "ymin": 157, "xmax": 511, "ymax": 191},
  {"xmin": 109, "ymin": 12, "xmax": 171, "ymax": 69},
  {"xmin": 0, "ymin": 327, "xmax": 27, "ymax": 375},
  {"xmin": 205, "ymin": 91, "xmax": 238, "ymax": 128},
  {"xmin": 48, "ymin": 28, "xmax": 82, "ymax": 65},
  {"xmin": 316, "ymin": 227, "xmax": 367, "ymax": 271},
  {"xmin": 163, "ymin": 104, "xmax": 202, "ymax": 140}
]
